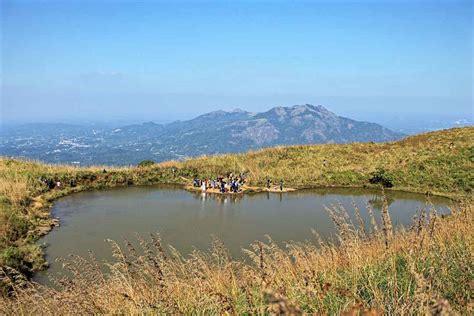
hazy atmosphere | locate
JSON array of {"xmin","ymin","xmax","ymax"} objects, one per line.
[{"xmin": 2, "ymin": 0, "xmax": 472, "ymax": 128}]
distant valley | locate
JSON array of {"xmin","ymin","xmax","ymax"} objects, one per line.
[{"xmin": 1, "ymin": 104, "xmax": 404, "ymax": 165}]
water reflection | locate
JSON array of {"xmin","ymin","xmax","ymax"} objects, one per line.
[
  {"xmin": 368, "ymin": 196, "xmax": 394, "ymax": 208},
  {"xmin": 193, "ymin": 191, "xmax": 243, "ymax": 205}
]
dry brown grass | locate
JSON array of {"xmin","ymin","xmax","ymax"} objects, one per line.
[{"xmin": 0, "ymin": 174, "xmax": 29, "ymax": 207}]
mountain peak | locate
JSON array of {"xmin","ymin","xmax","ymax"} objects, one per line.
[
  {"xmin": 189, "ymin": 108, "xmax": 251, "ymax": 124},
  {"xmin": 193, "ymin": 110, "xmax": 227, "ymax": 120},
  {"xmin": 289, "ymin": 104, "xmax": 331, "ymax": 113},
  {"xmin": 1, "ymin": 104, "xmax": 403, "ymax": 165},
  {"xmin": 230, "ymin": 108, "xmax": 247, "ymax": 113},
  {"xmin": 264, "ymin": 104, "xmax": 334, "ymax": 118}
]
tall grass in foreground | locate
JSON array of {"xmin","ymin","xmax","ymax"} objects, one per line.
[{"xmin": 1, "ymin": 199, "xmax": 472, "ymax": 314}]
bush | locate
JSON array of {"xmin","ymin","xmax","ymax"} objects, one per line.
[
  {"xmin": 137, "ymin": 160, "xmax": 155, "ymax": 168},
  {"xmin": 369, "ymin": 168, "xmax": 394, "ymax": 188},
  {"xmin": 5, "ymin": 213, "xmax": 31, "ymax": 243},
  {"xmin": 0, "ymin": 247, "xmax": 34, "ymax": 278}
]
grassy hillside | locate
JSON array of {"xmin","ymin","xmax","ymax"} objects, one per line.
[
  {"xmin": 179, "ymin": 126, "xmax": 473, "ymax": 195},
  {"xmin": 0, "ymin": 127, "xmax": 473, "ymax": 313}
]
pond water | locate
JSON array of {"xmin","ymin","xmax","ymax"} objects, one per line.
[{"xmin": 35, "ymin": 185, "xmax": 452, "ymax": 283}]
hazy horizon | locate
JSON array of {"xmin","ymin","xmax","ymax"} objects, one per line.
[
  {"xmin": 1, "ymin": 102, "xmax": 472, "ymax": 136},
  {"xmin": 1, "ymin": 98, "xmax": 473, "ymax": 126},
  {"xmin": 2, "ymin": 0, "xmax": 473, "ymax": 127}
]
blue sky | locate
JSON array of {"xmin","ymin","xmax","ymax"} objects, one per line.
[{"xmin": 1, "ymin": 0, "xmax": 472, "ymax": 125}]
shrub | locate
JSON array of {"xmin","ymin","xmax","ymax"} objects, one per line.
[
  {"xmin": 369, "ymin": 168, "xmax": 394, "ymax": 188},
  {"xmin": 4, "ymin": 213, "xmax": 31, "ymax": 244},
  {"xmin": 0, "ymin": 247, "xmax": 33, "ymax": 278},
  {"xmin": 137, "ymin": 160, "xmax": 155, "ymax": 167}
]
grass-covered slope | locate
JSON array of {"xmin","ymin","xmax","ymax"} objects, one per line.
[
  {"xmin": 179, "ymin": 126, "xmax": 473, "ymax": 195},
  {"xmin": 0, "ymin": 127, "xmax": 473, "ymax": 313}
]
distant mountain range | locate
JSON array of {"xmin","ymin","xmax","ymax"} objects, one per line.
[{"xmin": 1, "ymin": 104, "xmax": 404, "ymax": 165}]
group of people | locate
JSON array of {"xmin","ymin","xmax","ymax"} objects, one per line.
[
  {"xmin": 39, "ymin": 176, "xmax": 65, "ymax": 190},
  {"xmin": 192, "ymin": 172, "xmax": 286, "ymax": 193},
  {"xmin": 193, "ymin": 173, "xmax": 246, "ymax": 193},
  {"xmin": 267, "ymin": 178, "xmax": 284, "ymax": 191}
]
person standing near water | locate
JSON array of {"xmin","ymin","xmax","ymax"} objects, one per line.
[
  {"xmin": 279, "ymin": 179, "xmax": 283, "ymax": 191},
  {"xmin": 267, "ymin": 178, "xmax": 271, "ymax": 189},
  {"xmin": 220, "ymin": 180, "xmax": 226, "ymax": 193}
]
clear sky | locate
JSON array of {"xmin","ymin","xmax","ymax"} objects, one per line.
[{"xmin": 1, "ymin": 0, "xmax": 472, "ymax": 125}]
